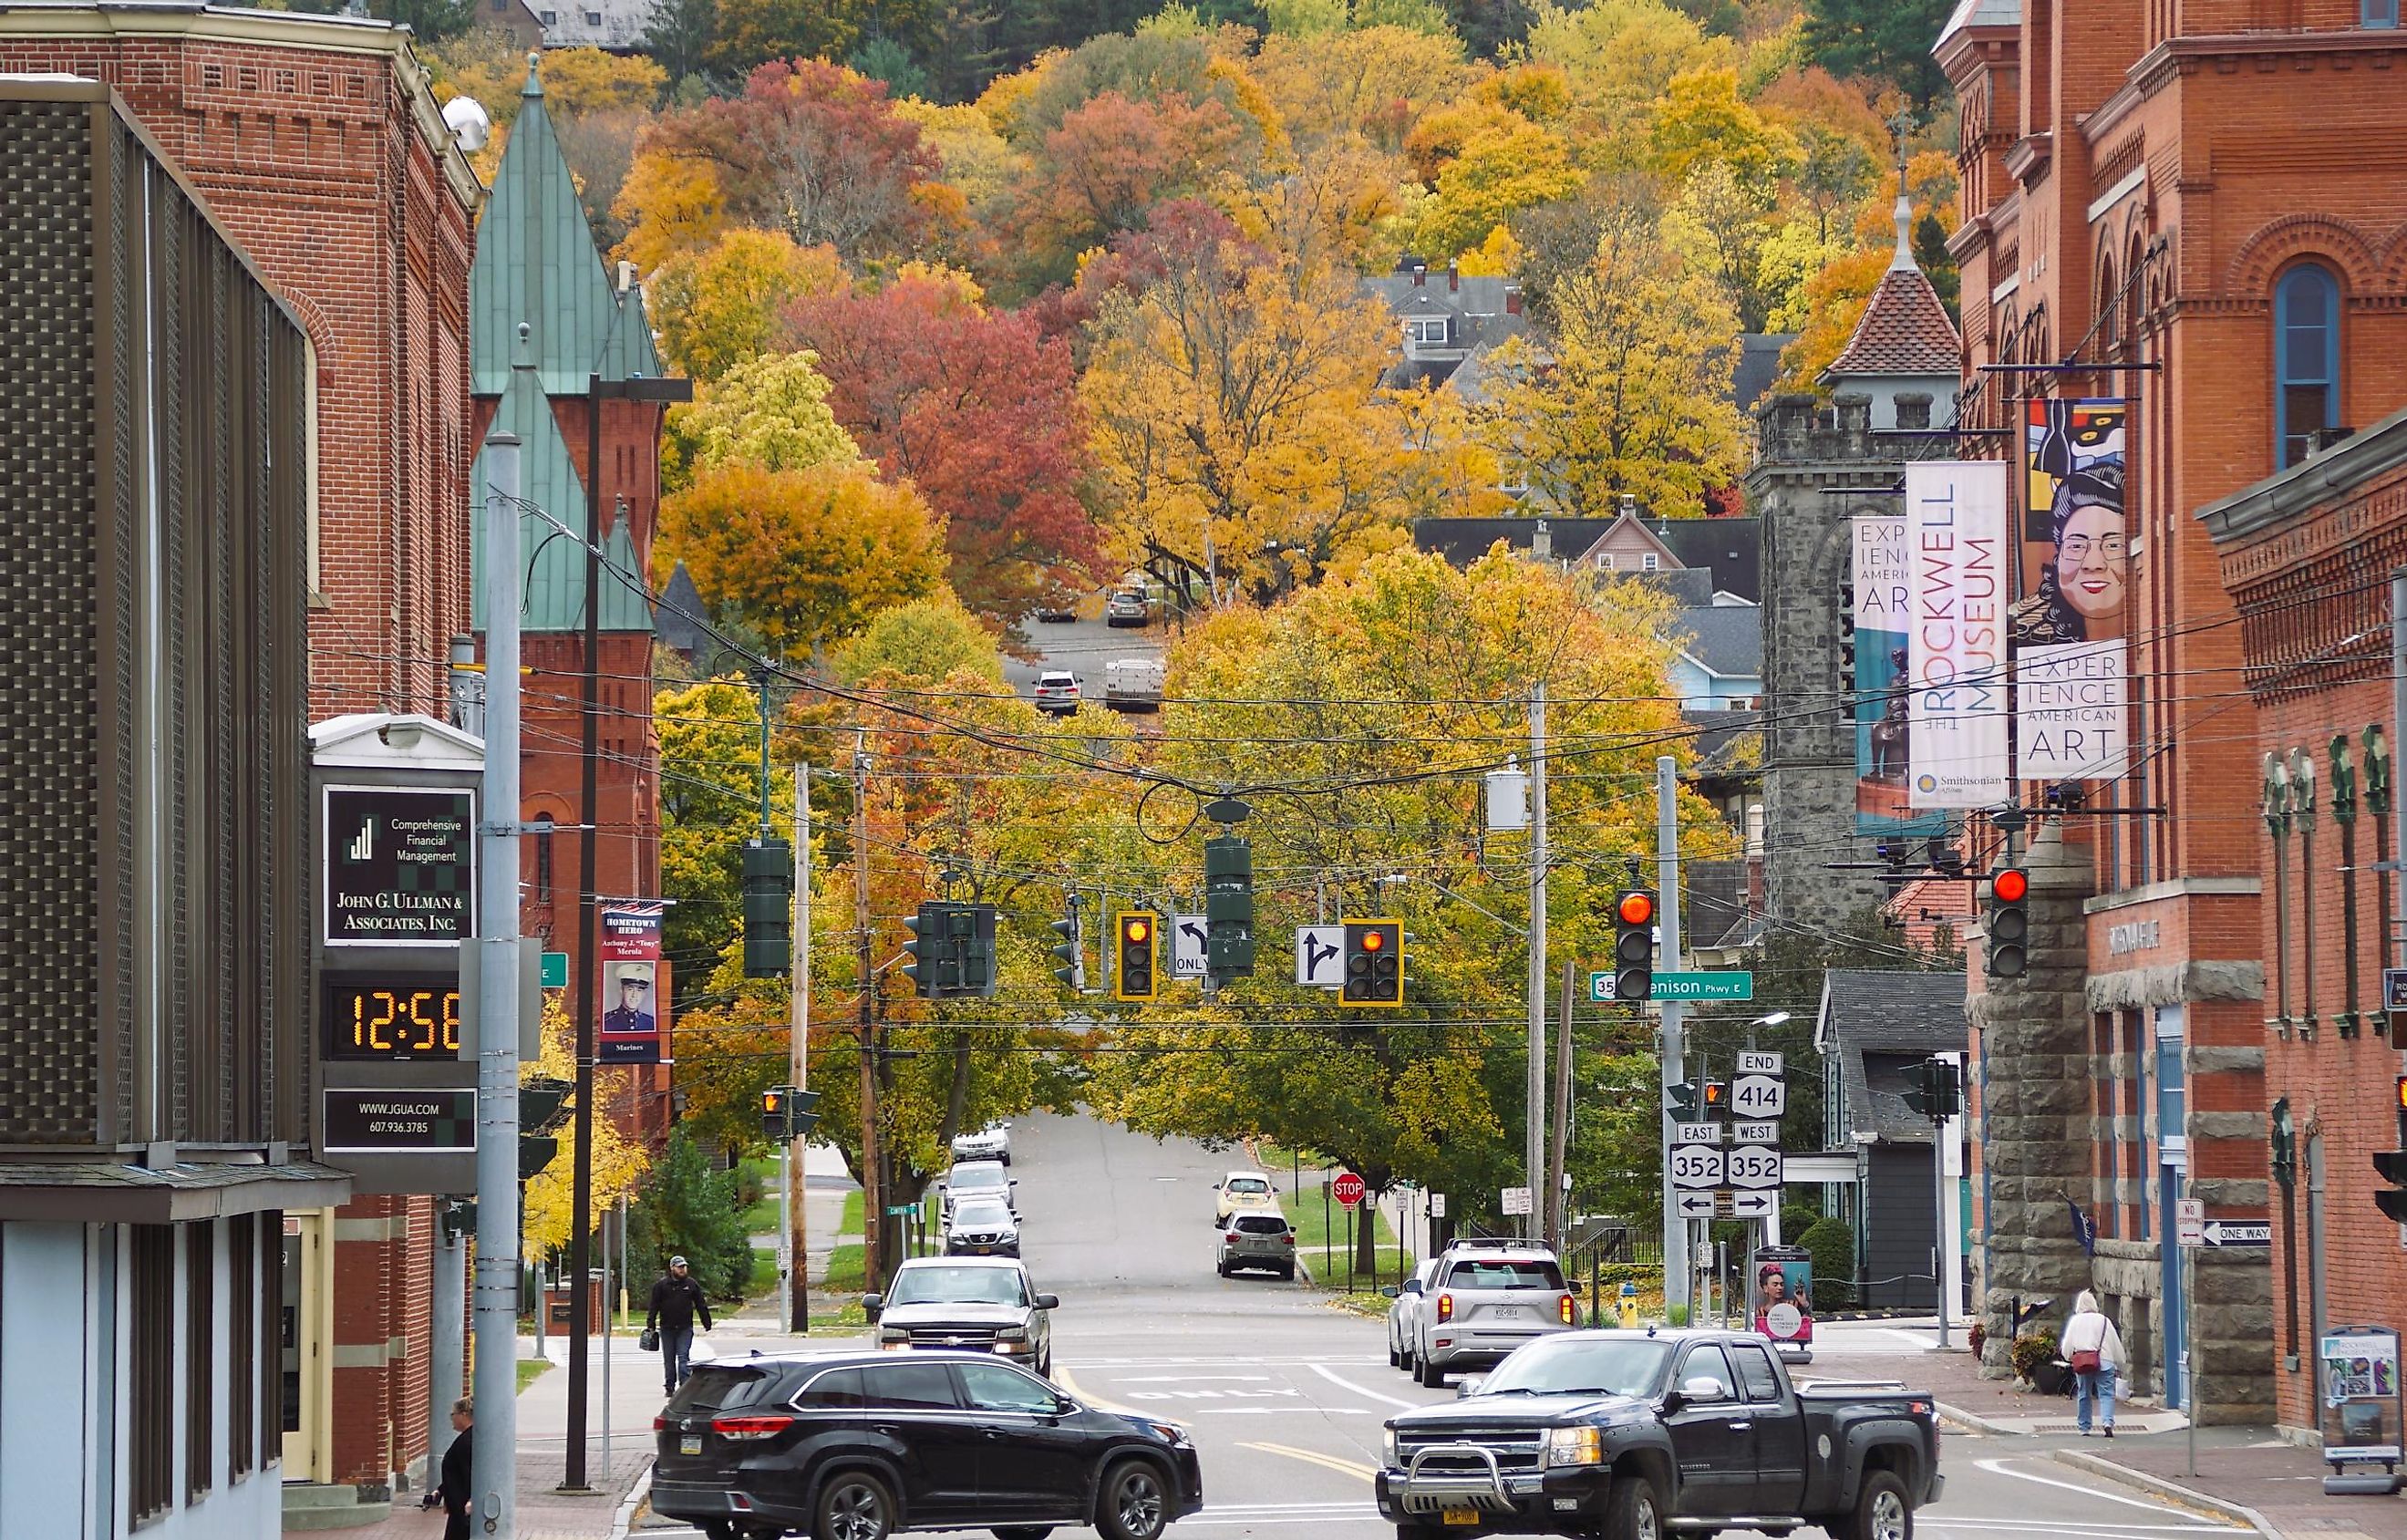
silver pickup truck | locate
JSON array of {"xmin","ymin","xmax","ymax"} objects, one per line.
[{"xmin": 1409, "ymin": 1242, "xmax": 1578, "ymax": 1386}]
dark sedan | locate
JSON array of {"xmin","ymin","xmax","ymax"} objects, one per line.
[{"xmin": 651, "ymin": 1350, "xmax": 1203, "ymax": 1540}]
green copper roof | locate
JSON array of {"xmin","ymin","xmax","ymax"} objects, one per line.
[
  {"xmin": 469, "ymin": 59, "xmax": 627, "ymax": 396},
  {"xmin": 471, "ymin": 364, "xmax": 655, "ymax": 635},
  {"xmin": 599, "ymin": 283, "xmax": 665, "ymax": 382}
]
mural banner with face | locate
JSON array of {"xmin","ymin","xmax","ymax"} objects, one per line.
[
  {"xmin": 1852, "ymin": 515, "xmax": 1946, "ymax": 836},
  {"xmin": 2015, "ymin": 400, "xmax": 2130, "ymax": 781}
]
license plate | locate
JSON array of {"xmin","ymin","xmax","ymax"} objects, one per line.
[
  {"xmin": 1441, "ymin": 1509, "xmax": 1480, "ymax": 1526},
  {"xmin": 1492, "ymin": 1307, "xmax": 1524, "ymax": 1319},
  {"xmin": 679, "ymin": 1435, "xmax": 701, "ymax": 1455}
]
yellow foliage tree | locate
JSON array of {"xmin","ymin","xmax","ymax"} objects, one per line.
[
  {"xmin": 1251, "ymin": 26, "xmax": 1480, "ymax": 153},
  {"xmin": 521, "ymin": 995, "xmax": 651, "ymax": 1256},
  {"xmin": 668, "ymin": 350, "xmax": 860, "ymax": 482},
  {"xmin": 1522, "ymin": 0, "xmax": 1734, "ymax": 169},
  {"xmin": 613, "ymin": 150, "xmax": 728, "ymax": 273},
  {"xmin": 1413, "ymin": 114, "xmax": 1586, "ymax": 262},
  {"xmin": 649, "ymin": 229, "xmax": 847, "ymax": 383},
  {"xmin": 1483, "ymin": 206, "xmax": 1746, "ymax": 514}
]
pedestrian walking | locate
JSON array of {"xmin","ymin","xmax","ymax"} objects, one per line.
[
  {"xmin": 646, "ymin": 1255, "xmax": 714, "ymax": 1395},
  {"xmin": 439, "ymin": 1396, "xmax": 473, "ymax": 1540},
  {"xmin": 2063, "ymin": 1290, "xmax": 2125, "ymax": 1437}
]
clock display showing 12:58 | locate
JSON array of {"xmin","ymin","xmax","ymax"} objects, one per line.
[{"xmin": 325, "ymin": 977, "xmax": 461, "ymax": 1060}]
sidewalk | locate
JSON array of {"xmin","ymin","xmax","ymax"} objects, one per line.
[
  {"xmin": 721, "ymin": 1141, "xmax": 859, "ymax": 1335},
  {"xmin": 2059, "ymin": 1424, "xmax": 2407, "ymax": 1538},
  {"xmin": 1811, "ymin": 1331, "xmax": 2173, "ymax": 1433}
]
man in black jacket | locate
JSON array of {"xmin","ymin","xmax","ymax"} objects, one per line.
[
  {"xmin": 439, "ymin": 1397, "xmax": 473, "ymax": 1540},
  {"xmin": 646, "ymin": 1255, "xmax": 714, "ymax": 1394}
]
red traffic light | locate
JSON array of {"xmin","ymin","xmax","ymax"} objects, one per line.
[
  {"xmin": 1361, "ymin": 928, "xmax": 1385, "ymax": 952},
  {"xmin": 1992, "ymin": 869, "xmax": 2029, "ymax": 903},
  {"xmin": 1617, "ymin": 892, "xmax": 1656, "ymax": 926}
]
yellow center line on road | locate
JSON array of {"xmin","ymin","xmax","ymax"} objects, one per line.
[
  {"xmin": 1238, "ymin": 1442, "xmax": 1379, "ymax": 1483},
  {"xmin": 1057, "ymin": 1365, "xmax": 1142, "ymax": 1416}
]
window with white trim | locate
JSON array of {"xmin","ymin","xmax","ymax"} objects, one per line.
[{"xmin": 1402, "ymin": 316, "xmax": 1450, "ymax": 345}]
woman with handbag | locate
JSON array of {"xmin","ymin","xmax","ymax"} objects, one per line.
[{"xmin": 2062, "ymin": 1291, "xmax": 2125, "ymax": 1437}]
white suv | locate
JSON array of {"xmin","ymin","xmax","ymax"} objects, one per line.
[{"xmin": 1410, "ymin": 1243, "xmax": 1575, "ymax": 1386}]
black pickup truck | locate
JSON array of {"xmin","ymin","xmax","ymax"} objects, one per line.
[{"xmin": 1377, "ymin": 1328, "xmax": 1942, "ymax": 1540}]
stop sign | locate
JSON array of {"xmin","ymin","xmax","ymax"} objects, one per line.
[{"xmin": 1332, "ymin": 1172, "xmax": 1367, "ymax": 1208}]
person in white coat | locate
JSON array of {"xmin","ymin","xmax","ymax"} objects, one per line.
[{"xmin": 2062, "ymin": 1290, "xmax": 2126, "ymax": 1436}]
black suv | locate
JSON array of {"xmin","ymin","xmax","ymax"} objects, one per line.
[{"xmin": 651, "ymin": 1350, "xmax": 1204, "ymax": 1540}]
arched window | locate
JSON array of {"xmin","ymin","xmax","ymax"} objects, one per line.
[
  {"xmin": 533, "ymin": 812, "xmax": 556, "ymax": 904},
  {"xmin": 2275, "ymin": 263, "xmax": 2340, "ymax": 469},
  {"xmin": 2098, "ymin": 253, "xmax": 2119, "ymax": 351}
]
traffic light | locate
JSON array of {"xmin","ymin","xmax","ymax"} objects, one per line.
[
  {"xmin": 1612, "ymin": 890, "xmax": 1657, "ymax": 1002},
  {"xmin": 1985, "ymin": 867, "xmax": 2030, "ymax": 978},
  {"xmin": 953, "ymin": 904, "xmax": 998, "ymax": 999},
  {"xmin": 1049, "ymin": 902, "xmax": 1083, "ymax": 991},
  {"xmin": 2379, "ymin": 1080, "xmax": 2407, "ymax": 1222},
  {"xmin": 761, "ymin": 1085, "xmax": 824, "ymax": 1142},
  {"xmin": 902, "ymin": 902, "xmax": 935, "ymax": 997},
  {"xmin": 742, "ymin": 837, "xmax": 793, "ymax": 977},
  {"xmin": 1903, "ymin": 1057, "xmax": 1962, "ymax": 1121},
  {"xmin": 1700, "ymin": 1080, "xmax": 1728, "ymax": 1117},
  {"xmin": 519, "ymin": 1075, "xmax": 572, "ymax": 1180},
  {"xmin": 1114, "ymin": 911, "xmax": 1158, "ymax": 1001},
  {"xmin": 1205, "ymin": 833, "xmax": 1255, "ymax": 985},
  {"xmin": 1667, "ymin": 1081, "xmax": 1700, "ymax": 1120},
  {"xmin": 1341, "ymin": 918, "xmax": 1404, "ymax": 1007},
  {"xmin": 518, "ymin": 1134, "xmax": 557, "ymax": 1181}
]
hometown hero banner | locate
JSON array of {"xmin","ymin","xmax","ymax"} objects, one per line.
[
  {"xmin": 1905, "ymin": 461, "xmax": 2011, "ymax": 808},
  {"xmin": 598, "ymin": 904, "xmax": 667, "ymax": 1064}
]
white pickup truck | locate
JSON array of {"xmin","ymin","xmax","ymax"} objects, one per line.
[{"xmin": 1104, "ymin": 657, "xmax": 1165, "ymax": 711}]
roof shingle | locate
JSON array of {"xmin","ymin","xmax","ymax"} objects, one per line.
[{"xmin": 1823, "ymin": 266, "xmax": 1961, "ymax": 380}]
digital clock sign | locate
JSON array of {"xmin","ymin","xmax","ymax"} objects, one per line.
[{"xmin": 325, "ymin": 977, "xmax": 462, "ymax": 1060}]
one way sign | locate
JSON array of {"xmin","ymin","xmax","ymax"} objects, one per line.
[
  {"xmin": 1173, "ymin": 915, "xmax": 1208, "ymax": 979},
  {"xmin": 2201, "ymin": 1220, "xmax": 2272, "ymax": 1247},
  {"xmin": 1296, "ymin": 925, "xmax": 1344, "ymax": 988}
]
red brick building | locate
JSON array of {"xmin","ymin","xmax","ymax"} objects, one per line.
[
  {"xmin": 0, "ymin": 3, "xmax": 484, "ymax": 1518},
  {"xmin": 1939, "ymin": 0, "xmax": 2407, "ymax": 1424},
  {"xmin": 2205, "ymin": 406, "xmax": 2407, "ymax": 1438}
]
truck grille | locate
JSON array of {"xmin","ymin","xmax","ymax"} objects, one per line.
[
  {"xmin": 1396, "ymin": 1431, "xmax": 1543, "ymax": 1474},
  {"xmin": 906, "ymin": 1327, "xmax": 1000, "ymax": 1348}
]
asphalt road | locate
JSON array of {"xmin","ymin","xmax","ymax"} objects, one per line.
[
  {"xmin": 1003, "ymin": 611, "xmax": 1167, "ymax": 708},
  {"xmin": 646, "ymin": 1111, "xmax": 2246, "ymax": 1539}
]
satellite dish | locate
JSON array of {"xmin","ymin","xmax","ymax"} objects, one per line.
[{"xmin": 441, "ymin": 95, "xmax": 491, "ymax": 153}]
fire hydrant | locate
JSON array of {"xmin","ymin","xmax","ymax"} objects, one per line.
[{"xmin": 1616, "ymin": 1282, "xmax": 1640, "ymax": 1328}]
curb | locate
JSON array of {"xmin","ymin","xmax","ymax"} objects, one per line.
[
  {"xmin": 609, "ymin": 1465, "xmax": 652, "ymax": 1540},
  {"xmin": 1936, "ymin": 1401, "xmax": 2021, "ymax": 1436},
  {"xmin": 2048, "ymin": 1448, "xmax": 2280, "ymax": 1536}
]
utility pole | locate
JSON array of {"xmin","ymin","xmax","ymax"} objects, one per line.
[
  {"xmin": 852, "ymin": 738, "xmax": 883, "ymax": 1290},
  {"xmin": 1526, "ymin": 684, "xmax": 1548, "ymax": 1237},
  {"xmin": 1547, "ymin": 955, "xmax": 1575, "ymax": 1252},
  {"xmin": 470, "ymin": 383, "xmax": 524, "ymax": 1540},
  {"xmin": 1657, "ymin": 756, "xmax": 1689, "ymax": 1318},
  {"xmin": 787, "ymin": 765, "xmax": 811, "ymax": 1332},
  {"xmin": 2392, "ymin": 568, "xmax": 2406, "ymax": 969},
  {"xmin": 562, "ymin": 378, "xmax": 608, "ymax": 1496}
]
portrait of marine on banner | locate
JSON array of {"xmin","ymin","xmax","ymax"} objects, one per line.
[{"xmin": 2013, "ymin": 399, "xmax": 2130, "ymax": 783}]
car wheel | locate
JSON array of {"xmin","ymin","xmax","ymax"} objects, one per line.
[
  {"xmin": 992, "ymin": 1529, "xmax": 1055, "ymax": 1540},
  {"xmin": 1216, "ymin": 1260, "xmax": 1231, "ymax": 1276},
  {"xmin": 1279, "ymin": 1264, "xmax": 1295, "ymax": 1280},
  {"xmin": 1096, "ymin": 1458, "xmax": 1172, "ymax": 1540},
  {"xmin": 1039, "ymin": 1349, "xmax": 1053, "ymax": 1378},
  {"xmin": 1416, "ymin": 1356, "xmax": 1443, "ymax": 1388},
  {"xmin": 1388, "ymin": 1338, "xmax": 1401, "ymax": 1367},
  {"xmin": 815, "ymin": 1470, "xmax": 896, "ymax": 1540},
  {"xmin": 701, "ymin": 1524, "xmax": 739, "ymax": 1540},
  {"xmin": 1606, "ymin": 1470, "xmax": 1665, "ymax": 1540},
  {"xmin": 1400, "ymin": 1342, "xmax": 1417, "ymax": 1373},
  {"xmin": 1836, "ymin": 1469, "xmax": 1912, "ymax": 1540}
]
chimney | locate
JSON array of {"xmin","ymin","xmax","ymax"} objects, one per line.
[
  {"xmin": 1504, "ymin": 285, "xmax": 1521, "ymax": 315},
  {"xmin": 1411, "ymin": 261, "xmax": 1426, "ymax": 287},
  {"xmin": 617, "ymin": 259, "xmax": 636, "ymax": 293},
  {"xmin": 1447, "ymin": 259, "xmax": 1459, "ymax": 292},
  {"xmin": 1531, "ymin": 518, "xmax": 1551, "ymax": 561},
  {"xmin": 1618, "ymin": 492, "xmax": 1637, "ymax": 520}
]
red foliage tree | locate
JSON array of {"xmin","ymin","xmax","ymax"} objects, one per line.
[
  {"xmin": 783, "ymin": 276, "xmax": 1102, "ymax": 625},
  {"xmin": 1004, "ymin": 91, "xmax": 1245, "ymax": 291}
]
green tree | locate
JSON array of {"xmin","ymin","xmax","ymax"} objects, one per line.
[
  {"xmin": 1800, "ymin": 0, "xmax": 1954, "ymax": 111},
  {"xmin": 633, "ymin": 1130, "xmax": 753, "ymax": 1299},
  {"xmin": 851, "ymin": 35, "xmax": 931, "ymax": 98},
  {"xmin": 669, "ymin": 349, "xmax": 860, "ymax": 481},
  {"xmin": 832, "ymin": 589, "xmax": 1006, "ymax": 687}
]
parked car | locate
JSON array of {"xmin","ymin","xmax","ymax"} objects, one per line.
[
  {"xmin": 1104, "ymin": 657, "xmax": 1166, "ymax": 712},
  {"xmin": 1409, "ymin": 1242, "xmax": 1575, "ymax": 1386},
  {"xmin": 938, "ymin": 1160, "xmax": 1015, "ymax": 1222},
  {"xmin": 651, "ymin": 1350, "xmax": 1203, "ymax": 1540},
  {"xmin": 943, "ymin": 1194, "xmax": 1020, "ymax": 1257},
  {"xmin": 1033, "ymin": 670, "xmax": 1080, "ymax": 714},
  {"xmin": 865, "ymin": 1256, "xmax": 1057, "ymax": 1375},
  {"xmin": 1383, "ymin": 1259, "xmax": 1441, "ymax": 1373},
  {"xmin": 1106, "ymin": 590, "xmax": 1150, "ymax": 627},
  {"xmin": 1035, "ymin": 595, "xmax": 1080, "ymax": 623},
  {"xmin": 949, "ymin": 1121, "xmax": 1011, "ymax": 1165},
  {"xmin": 1216, "ymin": 1213, "xmax": 1296, "ymax": 1279},
  {"xmin": 1376, "ymin": 1328, "xmax": 1942, "ymax": 1540},
  {"xmin": 1211, "ymin": 1171, "xmax": 1279, "ymax": 1226}
]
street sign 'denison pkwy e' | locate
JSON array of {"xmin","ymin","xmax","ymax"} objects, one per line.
[{"xmin": 1588, "ymin": 969, "xmax": 1755, "ymax": 1002}]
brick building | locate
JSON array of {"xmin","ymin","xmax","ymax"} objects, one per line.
[
  {"xmin": 1938, "ymin": 0, "xmax": 2407, "ymax": 1424},
  {"xmin": 2203, "ymin": 405, "xmax": 2407, "ymax": 1439},
  {"xmin": 469, "ymin": 62, "xmax": 671, "ymax": 1132},
  {"xmin": 0, "ymin": 3, "xmax": 486, "ymax": 1517}
]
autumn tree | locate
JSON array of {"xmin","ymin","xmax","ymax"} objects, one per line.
[
  {"xmin": 832, "ymin": 589, "xmax": 1007, "ymax": 687},
  {"xmin": 783, "ymin": 275, "xmax": 1101, "ymax": 625},
  {"xmin": 660, "ymin": 461, "xmax": 946, "ymax": 647},
  {"xmin": 1522, "ymin": 0, "xmax": 1734, "ymax": 170},
  {"xmin": 668, "ymin": 348, "xmax": 858, "ymax": 481},
  {"xmin": 1003, "ymin": 89, "xmax": 1247, "ymax": 291},
  {"xmin": 522, "ymin": 995, "xmax": 651, "ymax": 1256},
  {"xmin": 1249, "ymin": 26, "xmax": 1480, "ymax": 154},
  {"xmin": 1483, "ymin": 203, "xmax": 1746, "ymax": 514},
  {"xmin": 649, "ymin": 229, "xmax": 845, "ymax": 382}
]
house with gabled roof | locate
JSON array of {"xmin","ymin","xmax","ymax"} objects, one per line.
[{"xmin": 468, "ymin": 58, "xmax": 677, "ymax": 1138}]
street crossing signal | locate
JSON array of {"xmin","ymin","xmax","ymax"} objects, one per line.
[
  {"xmin": 1115, "ymin": 911, "xmax": 1158, "ymax": 1001},
  {"xmin": 741, "ymin": 838, "xmax": 793, "ymax": 977},
  {"xmin": 1049, "ymin": 902, "xmax": 1083, "ymax": 991},
  {"xmin": 761, "ymin": 1085, "xmax": 823, "ymax": 1142},
  {"xmin": 2379, "ymin": 1079, "xmax": 2407, "ymax": 1222},
  {"xmin": 1903, "ymin": 1057, "xmax": 1962, "ymax": 1121},
  {"xmin": 1341, "ymin": 918, "xmax": 1404, "ymax": 1007},
  {"xmin": 1700, "ymin": 1080, "xmax": 1728, "ymax": 1117},
  {"xmin": 1985, "ymin": 867, "xmax": 2030, "ymax": 978},
  {"xmin": 1204, "ymin": 833, "xmax": 1255, "ymax": 985},
  {"xmin": 1667, "ymin": 1081, "xmax": 1700, "ymax": 1120},
  {"xmin": 1612, "ymin": 890, "xmax": 1657, "ymax": 1002}
]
